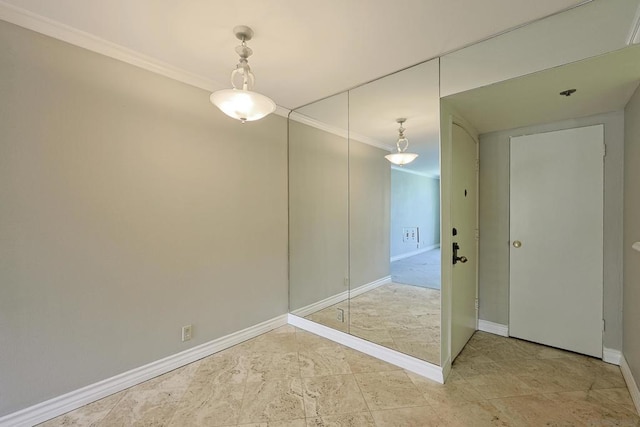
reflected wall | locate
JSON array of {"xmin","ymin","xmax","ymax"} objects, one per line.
[{"xmin": 288, "ymin": 58, "xmax": 442, "ymax": 366}]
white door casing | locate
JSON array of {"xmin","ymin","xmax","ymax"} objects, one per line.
[
  {"xmin": 451, "ymin": 123, "xmax": 479, "ymax": 361},
  {"xmin": 509, "ymin": 125, "xmax": 604, "ymax": 358}
]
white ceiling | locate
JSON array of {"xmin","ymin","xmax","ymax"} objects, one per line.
[
  {"xmin": 0, "ymin": 0, "xmax": 586, "ymax": 110},
  {"xmin": 445, "ymin": 44, "xmax": 640, "ymax": 135}
]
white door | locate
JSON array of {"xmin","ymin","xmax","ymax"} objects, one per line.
[
  {"xmin": 451, "ymin": 123, "xmax": 478, "ymax": 360},
  {"xmin": 510, "ymin": 125, "xmax": 604, "ymax": 358}
]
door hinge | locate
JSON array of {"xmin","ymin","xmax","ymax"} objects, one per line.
[
  {"xmin": 603, "ymin": 143, "xmax": 606, "ymax": 157},
  {"xmin": 475, "ymin": 159, "xmax": 480, "ymax": 171},
  {"xmin": 475, "ymin": 298, "xmax": 479, "ymax": 310},
  {"xmin": 602, "ymin": 319, "xmax": 605, "ymax": 332},
  {"xmin": 475, "ymin": 229, "xmax": 480, "ymax": 240}
]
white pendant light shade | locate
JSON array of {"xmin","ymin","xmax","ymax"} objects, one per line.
[
  {"xmin": 210, "ymin": 89, "xmax": 276, "ymax": 123},
  {"xmin": 385, "ymin": 152, "xmax": 419, "ymax": 165},
  {"xmin": 385, "ymin": 118, "xmax": 418, "ymax": 166},
  {"xmin": 211, "ymin": 26, "xmax": 276, "ymax": 123}
]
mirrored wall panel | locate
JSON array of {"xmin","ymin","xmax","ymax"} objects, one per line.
[
  {"xmin": 288, "ymin": 92, "xmax": 350, "ymax": 332},
  {"xmin": 348, "ymin": 59, "xmax": 441, "ymax": 364},
  {"xmin": 288, "ymin": 58, "xmax": 442, "ymax": 366}
]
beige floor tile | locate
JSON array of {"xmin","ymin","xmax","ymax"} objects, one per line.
[
  {"xmin": 238, "ymin": 378, "xmax": 305, "ymax": 424},
  {"xmin": 430, "ymin": 400, "xmax": 515, "ymax": 427},
  {"xmin": 239, "ymin": 420, "xmax": 307, "ymax": 427},
  {"xmin": 35, "ymin": 328, "xmax": 638, "ymax": 427},
  {"xmin": 354, "ymin": 371, "xmax": 426, "ymax": 411},
  {"xmin": 98, "ymin": 387, "xmax": 182, "ymax": 426},
  {"xmin": 592, "ymin": 387, "xmax": 639, "ymax": 413},
  {"xmin": 392, "ymin": 338, "xmax": 440, "ymax": 364},
  {"xmin": 545, "ymin": 390, "xmax": 640, "ymax": 426},
  {"xmin": 481, "ymin": 342, "xmax": 532, "ymax": 362},
  {"xmin": 466, "ymin": 373, "xmax": 536, "ymax": 399},
  {"xmin": 489, "ymin": 394, "xmax": 583, "ymax": 426},
  {"xmin": 407, "ymin": 372, "xmax": 484, "ymax": 405},
  {"xmin": 299, "ymin": 349, "xmax": 351, "ymax": 378},
  {"xmin": 452, "ymin": 360, "xmax": 502, "ymax": 380},
  {"xmin": 246, "ymin": 352, "xmax": 301, "ymax": 382},
  {"xmin": 168, "ymin": 382, "xmax": 245, "ymax": 426},
  {"xmin": 348, "ymin": 326, "xmax": 395, "ymax": 345},
  {"xmin": 37, "ymin": 391, "xmax": 125, "ymax": 426},
  {"xmin": 304, "ymin": 283, "xmax": 441, "ymax": 362},
  {"xmin": 306, "ymin": 412, "xmax": 376, "ymax": 426},
  {"xmin": 302, "ymin": 374, "xmax": 368, "ymax": 417},
  {"xmin": 370, "ymin": 405, "xmax": 442, "ymax": 427}
]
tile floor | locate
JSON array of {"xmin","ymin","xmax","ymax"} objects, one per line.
[
  {"xmin": 306, "ymin": 283, "xmax": 441, "ymax": 364},
  {"xmin": 39, "ymin": 328, "xmax": 639, "ymax": 426}
]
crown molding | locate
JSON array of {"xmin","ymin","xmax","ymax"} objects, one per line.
[
  {"xmin": 628, "ymin": 1, "xmax": 640, "ymax": 45},
  {"xmin": 0, "ymin": 0, "xmax": 291, "ymax": 120},
  {"xmin": 289, "ymin": 111, "xmax": 393, "ymax": 151}
]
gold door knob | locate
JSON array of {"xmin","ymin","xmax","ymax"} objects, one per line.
[{"xmin": 513, "ymin": 240, "xmax": 522, "ymax": 248}]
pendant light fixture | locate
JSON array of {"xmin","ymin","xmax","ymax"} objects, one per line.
[
  {"xmin": 385, "ymin": 118, "xmax": 419, "ymax": 165},
  {"xmin": 210, "ymin": 26, "xmax": 276, "ymax": 123}
]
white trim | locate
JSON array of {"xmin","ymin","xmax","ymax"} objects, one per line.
[
  {"xmin": 0, "ymin": 1, "xmax": 291, "ymax": 120},
  {"xmin": 0, "ymin": 314, "xmax": 288, "ymax": 427},
  {"xmin": 627, "ymin": 1, "xmax": 640, "ymax": 45},
  {"xmin": 288, "ymin": 314, "xmax": 444, "ymax": 383},
  {"xmin": 603, "ymin": 347, "xmax": 622, "ymax": 365},
  {"xmin": 349, "ymin": 276, "xmax": 392, "ymax": 298},
  {"xmin": 477, "ymin": 320, "xmax": 509, "ymax": 337},
  {"xmin": 288, "ymin": 111, "xmax": 393, "ymax": 151},
  {"xmin": 291, "ymin": 276, "xmax": 391, "ymax": 318},
  {"xmin": 621, "ymin": 355, "xmax": 640, "ymax": 415},
  {"xmin": 390, "ymin": 245, "xmax": 440, "ymax": 263}
]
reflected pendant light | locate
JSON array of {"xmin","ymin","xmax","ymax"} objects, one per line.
[
  {"xmin": 210, "ymin": 26, "xmax": 276, "ymax": 123},
  {"xmin": 385, "ymin": 118, "xmax": 418, "ymax": 165}
]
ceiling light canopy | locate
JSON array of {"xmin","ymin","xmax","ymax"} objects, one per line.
[
  {"xmin": 210, "ymin": 26, "xmax": 276, "ymax": 123},
  {"xmin": 385, "ymin": 118, "xmax": 419, "ymax": 165}
]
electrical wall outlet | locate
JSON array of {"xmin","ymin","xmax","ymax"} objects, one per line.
[
  {"xmin": 181, "ymin": 324, "xmax": 193, "ymax": 342},
  {"xmin": 336, "ymin": 308, "xmax": 344, "ymax": 322}
]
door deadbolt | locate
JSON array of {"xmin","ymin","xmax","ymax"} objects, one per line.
[{"xmin": 513, "ymin": 240, "xmax": 522, "ymax": 248}]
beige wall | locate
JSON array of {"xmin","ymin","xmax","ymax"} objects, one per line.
[
  {"xmin": 349, "ymin": 141, "xmax": 391, "ymax": 287},
  {"xmin": 288, "ymin": 119, "xmax": 391, "ymax": 309},
  {"xmin": 624, "ymin": 86, "xmax": 640, "ymax": 381},
  {"xmin": 288, "ymin": 121, "xmax": 349, "ymax": 310},
  {"xmin": 0, "ymin": 21, "xmax": 288, "ymax": 416},
  {"xmin": 478, "ymin": 111, "xmax": 625, "ymax": 351}
]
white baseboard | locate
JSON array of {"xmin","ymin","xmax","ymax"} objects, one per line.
[
  {"xmin": 390, "ymin": 244, "xmax": 440, "ymax": 263},
  {"xmin": 291, "ymin": 276, "xmax": 391, "ymax": 318},
  {"xmin": 350, "ymin": 276, "xmax": 391, "ymax": 298},
  {"xmin": 621, "ymin": 355, "xmax": 640, "ymax": 415},
  {"xmin": 0, "ymin": 314, "xmax": 288, "ymax": 427},
  {"xmin": 288, "ymin": 313, "xmax": 444, "ymax": 384},
  {"xmin": 603, "ymin": 347, "xmax": 622, "ymax": 365},
  {"xmin": 477, "ymin": 319, "xmax": 509, "ymax": 337}
]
